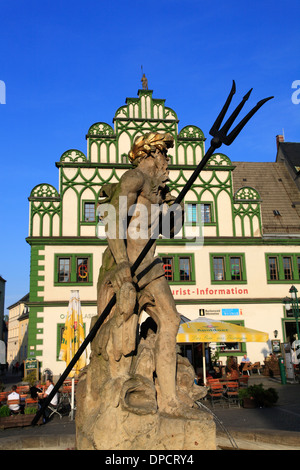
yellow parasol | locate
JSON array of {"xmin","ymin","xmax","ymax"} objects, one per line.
[
  {"xmin": 177, "ymin": 316, "xmax": 269, "ymax": 343},
  {"xmin": 59, "ymin": 290, "xmax": 86, "ymax": 378},
  {"xmin": 177, "ymin": 316, "xmax": 268, "ymax": 385}
]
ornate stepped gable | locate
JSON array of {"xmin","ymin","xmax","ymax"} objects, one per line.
[{"xmin": 29, "ymin": 90, "xmax": 239, "ymax": 239}]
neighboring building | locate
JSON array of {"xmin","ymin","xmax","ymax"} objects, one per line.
[
  {"xmin": 0, "ymin": 276, "xmax": 6, "ymax": 342},
  {"xmin": 0, "ymin": 275, "xmax": 6, "ymax": 366},
  {"xmin": 26, "ymin": 87, "xmax": 300, "ymax": 377},
  {"xmin": 7, "ymin": 293, "xmax": 29, "ymax": 370},
  {"xmin": 18, "ymin": 299, "xmax": 29, "ymax": 367},
  {"xmin": 276, "ymin": 134, "xmax": 300, "ymax": 190}
]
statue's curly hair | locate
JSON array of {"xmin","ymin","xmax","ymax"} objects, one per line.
[{"xmin": 128, "ymin": 132, "xmax": 174, "ymax": 164}]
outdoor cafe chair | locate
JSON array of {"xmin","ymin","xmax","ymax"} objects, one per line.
[
  {"xmin": 48, "ymin": 404, "xmax": 63, "ymax": 420},
  {"xmin": 19, "ymin": 393, "xmax": 28, "ymax": 403},
  {"xmin": 224, "ymin": 381, "xmax": 240, "ymax": 408},
  {"xmin": 48, "ymin": 393, "xmax": 64, "ymax": 420},
  {"xmin": 242, "ymin": 363, "xmax": 253, "ymax": 376},
  {"xmin": 17, "ymin": 385, "xmax": 30, "ymax": 394},
  {"xmin": 63, "ymin": 378, "xmax": 78, "ymax": 387},
  {"xmin": 206, "ymin": 378, "xmax": 221, "ymax": 385},
  {"xmin": 238, "ymin": 376, "xmax": 249, "ymax": 388},
  {"xmin": 208, "ymin": 382, "xmax": 225, "ymax": 408},
  {"xmin": 25, "ymin": 397, "xmax": 39, "ymax": 410},
  {"xmin": 251, "ymin": 362, "xmax": 262, "ymax": 375},
  {"xmin": 7, "ymin": 398, "xmax": 21, "ymax": 415},
  {"xmin": 60, "ymin": 385, "xmax": 73, "ymax": 406},
  {"xmin": 0, "ymin": 391, "xmax": 8, "ymax": 405}
]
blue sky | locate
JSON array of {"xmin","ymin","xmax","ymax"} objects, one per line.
[{"xmin": 0, "ymin": 0, "xmax": 299, "ymax": 309}]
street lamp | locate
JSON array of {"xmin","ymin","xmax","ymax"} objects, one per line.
[{"xmin": 283, "ymin": 285, "xmax": 300, "ymax": 341}]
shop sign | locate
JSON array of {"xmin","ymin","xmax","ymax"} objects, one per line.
[
  {"xmin": 171, "ymin": 287, "xmax": 249, "ymax": 297},
  {"xmin": 199, "ymin": 308, "xmax": 241, "ymax": 317},
  {"xmin": 60, "ymin": 312, "xmax": 96, "ymax": 320},
  {"xmin": 205, "ymin": 309, "xmax": 221, "ymax": 316},
  {"xmin": 271, "ymin": 340, "xmax": 281, "ymax": 353},
  {"xmin": 25, "ymin": 358, "xmax": 39, "ymax": 380}
]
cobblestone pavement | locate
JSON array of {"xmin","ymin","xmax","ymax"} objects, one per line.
[{"xmin": 201, "ymin": 375, "xmax": 300, "ymax": 449}]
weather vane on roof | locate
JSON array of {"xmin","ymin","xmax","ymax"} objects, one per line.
[{"xmin": 141, "ymin": 65, "xmax": 148, "ymax": 90}]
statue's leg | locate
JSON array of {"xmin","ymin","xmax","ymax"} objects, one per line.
[
  {"xmin": 143, "ymin": 277, "xmax": 181, "ymax": 413},
  {"xmin": 94, "ymin": 277, "xmax": 137, "ymax": 379}
]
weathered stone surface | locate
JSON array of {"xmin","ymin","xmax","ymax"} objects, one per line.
[
  {"xmin": 76, "ymin": 382, "xmax": 215, "ymax": 450},
  {"xmin": 76, "ymin": 317, "xmax": 216, "ymax": 450},
  {"xmin": 75, "ymin": 133, "xmax": 216, "ymax": 450}
]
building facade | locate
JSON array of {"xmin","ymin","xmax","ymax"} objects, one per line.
[
  {"xmin": 7, "ymin": 293, "xmax": 29, "ymax": 370},
  {"xmin": 26, "ymin": 88, "xmax": 300, "ymax": 376}
]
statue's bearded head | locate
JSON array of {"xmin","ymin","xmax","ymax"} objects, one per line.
[{"xmin": 128, "ymin": 132, "xmax": 174, "ymax": 166}]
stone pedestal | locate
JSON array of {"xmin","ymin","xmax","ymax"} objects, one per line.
[
  {"xmin": 76, "ymin": 403, "xmax": 216, "ymax": 450},
  {"xmin": 75, "ymin": 347, "xmax": 216, "ymax": 450}
]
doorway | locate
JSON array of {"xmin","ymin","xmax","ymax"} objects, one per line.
[{"xmin": 284, "ymin": 320, "xmax": 298, "ymax": 343}]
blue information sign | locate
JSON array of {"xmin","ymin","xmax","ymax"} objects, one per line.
[{"xmin": 222, "ymin": 308, "xmax": 240, "ymax": 316}]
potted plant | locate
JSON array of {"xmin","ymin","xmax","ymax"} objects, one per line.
[
  {"xmin": 0, "ymin": 405, "xmax": 10, "ymax": 417},
  {"xmin": 238, "ymin": 383, "xmax": 278, "ymax": 408},
  {"xmin": 238, "ymin": 387, "xmax": 257, "ymax": 408},
  {"xmin": 0, "ymin": 404, "xmax": 42, "ymax": 429},
  {"xmin": 24, "ymin": 406, "xmax": 38, "ymax": 415}
]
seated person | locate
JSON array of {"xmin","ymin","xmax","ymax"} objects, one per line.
[
  {"xmin": 7, "ymin": 385, "xmax": 20, "ymax": 414},
  {"xmin": 228, "ymin": 363, "xmax": 239, "ymax": 380},
  {"xmin": 225, "ymin": 356, "xmax": 236, "ymax": 374},
  {"xmin": 213, "ymin": 366, "xmax": 223, "ymax": 378},
  {"xmin": 30, "ymin": 380, "xmax": 42, "ymax": 399},
  {"xmin": 239, "ymin": 354, "xmax": 251, "ymax": 373},
  {"xmin": 38, "ymin": 379, "xmax": 59, "ymax": 421}
]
